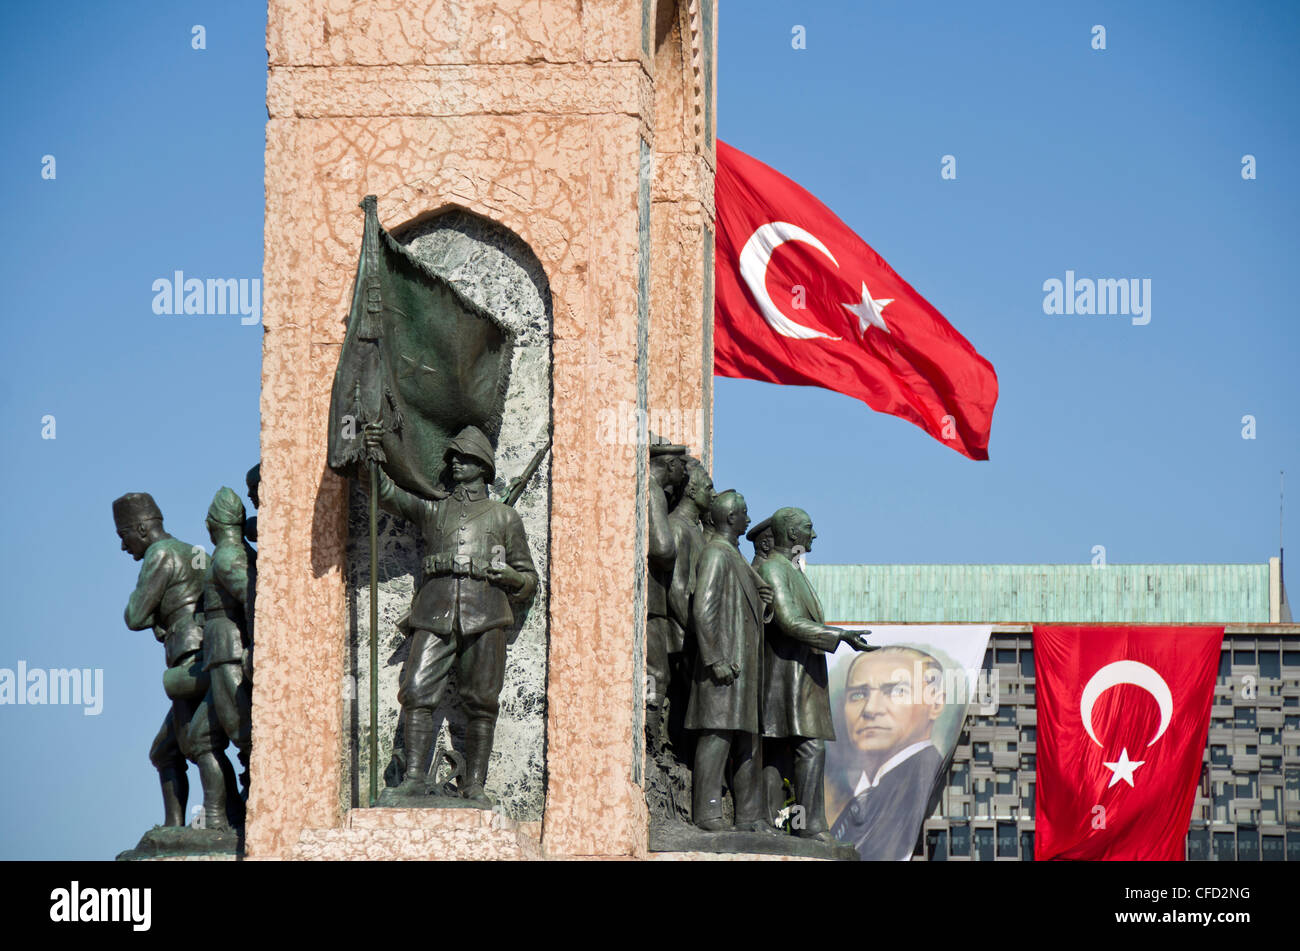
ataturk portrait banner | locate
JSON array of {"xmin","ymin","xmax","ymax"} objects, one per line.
[{"xmin": 824, "ymin": 624, "xmax": 994, "ymax": 860}]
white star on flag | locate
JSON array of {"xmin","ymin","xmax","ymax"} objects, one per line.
[
  {"xmin": 1103, "ymin": 747, "xmax": 1145, "ymax": 788},
  {"xmin": 842, "ymin": 281, "xmax": 893, "ymax": 335}
]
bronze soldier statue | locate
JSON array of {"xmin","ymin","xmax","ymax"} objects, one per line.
[
  {"xmin": 202, "ymin": 487, "xmax": 255, "ymax": 797},
  {"xmin": 646, "ymin": 441, "xmax": 688, "ymax": 761},
  {"xmin": 114, "ymin": 492, "xmax": 241, "ymax": 832},
  {"xmin": 663, "ymin": 458, "xmax": 713, "ymax": 761},
  {"xmin": 747, "ymin": 517, "xmax": 774, "ymax": 569},
  {"xmin": 685, "ymin": 490, "xmax": 773, "ymax": 832},
  {"xmin": 363, "ymin": 423, "xmax": 537, "ymax": 803},
  {"xmin": 243, "ymin": 463, "xmax": 260, "ymax": 545},
  {"xmin": 757, "ymin": 506, "xmax": 873, "ymax": 842}
]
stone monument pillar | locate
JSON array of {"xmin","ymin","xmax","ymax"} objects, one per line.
[{"xmin": 248, "ymin": 0, "xmax": 716, "ymax": 860}]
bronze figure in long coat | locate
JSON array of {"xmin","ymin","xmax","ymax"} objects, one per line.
[
  {"xmin": 757, "ymin": 507, "xmax": 872, "ymax": 841},
  {"xmin": 685, "ymin": 490, "xmax": 772, "ymax": 832}
]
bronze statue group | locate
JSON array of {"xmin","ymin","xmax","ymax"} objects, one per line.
[
  {"xmin": 646, "ymin": 441, "xmax": 874, "ymax": 843},
  {"xmin": 112, "ymin": 433, "xmax": 871, "ymax": 855},
  {"xmin": 113, "ymin": 466, "xmax": 258, "ymax": 840}
]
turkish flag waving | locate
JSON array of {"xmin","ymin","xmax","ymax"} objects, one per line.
[
  {"xmin": 1033, "ymin": 626, "xmax": 1224, "ymax": 861},
  {"xmin": 713, "ymin": 141, "xmax": 998, "ymax": 459}
]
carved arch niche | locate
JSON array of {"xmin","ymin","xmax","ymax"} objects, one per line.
[{"xmin": 344, "ymin": 206, "xmax": 553, "ymax": 822}]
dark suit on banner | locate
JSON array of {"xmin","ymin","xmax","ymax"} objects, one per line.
[{"xmin": 831, "ymin": 742, "xmax": 944, "ymax": 861}]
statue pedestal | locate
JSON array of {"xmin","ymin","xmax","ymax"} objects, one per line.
[
  {"xmin": 116, "ymin": 825, "xmax": 241, "ymax": 862},
  {"xmin": 288, "ymin": 808, "xmax": 542, "ymax": 862},
  {"xmin": 650, "ymin": 820, "xmax": 859, "ymax": 861}
]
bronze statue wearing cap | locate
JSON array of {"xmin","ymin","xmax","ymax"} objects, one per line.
[
  {"xmin": 202, "ymin": 487, "xmax": 256, "ymax": 796},
  {"xmin": 747, "ymin": 517, "xmax": 774, "ymax": 569},
  {"xmin": 363, "ymin": 423, "xmax": 537, "ymax": 803},
  {"xmin": 243, "ymin": 463, "xmax": 260, "ymax": 544},
  {"xmin": 645, "ymin": 440, "xmax": 688, "ymax": 762},
  {"xmin": 113, "ymin": 492, "xmax": 242, "ymax": 832}
]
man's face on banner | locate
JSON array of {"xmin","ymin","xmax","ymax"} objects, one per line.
[{"xmin": 844, "ymin": 650, "xmax": 944, "ymax": 756}]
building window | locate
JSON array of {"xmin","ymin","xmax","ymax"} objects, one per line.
[
  {"xmin": 949, "ymin": 822, "xmax": 970, "ymax": 857},
  {"xmin": 1186, "ymin": 827, "xmax": 1209, "ymax": 861},
  {"xmin": 973, "ymin": 742, "xmax": 991, "ymax": 765},
  {"xmin": 1212, "ymin": 832, "xmax": 1235, "ymax": 861},
  {"xmin": 1234, "ymin": 707, "xmax": 1257, "ymax": 729},
  {"xmin": 1212, "ymin": 781, "xmax": 1231, "ymax": 822},
  {"xmin": 1262, "ymin": 786, "xmax": 1282, "ymax": 824},
  {"xmin": 1019, "ymin": 650, "xmax": 1034, "ymax": 678},
  {"xmin": 997, "ymin": 821, "xmax": 1017, "ymax": 857},
  {"xmin": 1210, "ymin": 745, "xmax": 1229, "ymax": 766},
  {"xmin": 926, "ymin": 829, "xmax": 947, "ymax": 861},
  {"xmin": 974, "ymin": 827, "xmax": 994, "ymax": 861},
  {"xmin": 995, "ymin": 771, "xmax": 1014, "ymax": 796},
  {"xmin": 1236, "ymin": 826, "xmax": 1259, "ymax": 861},
  {"xmin": 948, "ymin": 762, "xmax": 969, "ymax": 796},
  {"xmin": 1020, "ymin": 831, "xmax": 1034, "ymax": 861},
  {"xmin": 1287, "ymin": 831, "xmax": 1300, "ymax": 863},
  {"xmin": 1259, "ymin": 651, "xmax": 1281, "ymax": 678},
  {"xmin": 1261, "ymin": 835, "xmax": 1285, "ymax": 861}
]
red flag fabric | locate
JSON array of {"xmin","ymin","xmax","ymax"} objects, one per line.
[
  {"xmin": 1033, "ymin": 625, "xmax": 1223, "ymax": 861},
  {"xmin": 713, "ymin": 141, "xmax": 999, "ymax": 459}
]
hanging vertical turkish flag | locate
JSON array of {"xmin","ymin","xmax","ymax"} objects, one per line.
[
  {"xmin": 1033, "ymin": 625, "xmax": 1223, "ymax": 861},
  {"xmin": 713, "ymin": 141, "xmax": 998, "ymax": 459}
]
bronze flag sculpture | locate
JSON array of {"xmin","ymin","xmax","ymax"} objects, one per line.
[{"xmin": 327, "ymin": 196, "xmax": 540, "ymax": 805}]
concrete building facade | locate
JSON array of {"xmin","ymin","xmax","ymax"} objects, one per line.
[{"xmin": 808, "ymin": 559, "xmax": 1298, "ymax": 860}]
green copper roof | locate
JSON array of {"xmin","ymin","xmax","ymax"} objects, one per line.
[{"xmin": 805, "ymin": 563, "xmax": 1271, "ymax": 624}]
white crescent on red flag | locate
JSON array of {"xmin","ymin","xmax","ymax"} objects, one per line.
[
  {"xmin": 1033, "ymin": 625, "xmax": 1223, "ymax": 861},
  {"xmin": 713, "ymin": 141, "xmax": 998, "ymax": 459}
]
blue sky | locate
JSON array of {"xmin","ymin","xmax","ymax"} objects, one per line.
[{"xmin": 0, "ymin": 1, "xmax": 1295, "ymax": 859}]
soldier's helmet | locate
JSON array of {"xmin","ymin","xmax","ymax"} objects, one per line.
[
  {"xmin": 444, "ymin": 426, "xmax": 496, "ymax": 481},
  {"xmin": 207, "ymin": 486, "xmax": 246, "ymax": 527},
  {"xmin": 745, "ymin": 516, "xmax": 774, "ymax": 544},
  {"xmin": 112, "ymin": 492, "xmax": 163, "ymax": 530}
]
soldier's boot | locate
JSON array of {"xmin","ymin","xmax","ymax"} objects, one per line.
[
  {"xmin": 196, "ymin": 752, "xmax": 232, "ymax": 833},
  {"xmin": 395, "ymin": 708, "xmax": 433, "ymax": 796},
  {"xmin": 459, "ymin": 719, "xmax": 495, "ymax": 804},
  {"xmin": 218, "ymin": 751, "xmax": 246, "ymax": 829},
  {"xmin": 158, "ymin": 765, "xmax": 188, "ymax": 827}
]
